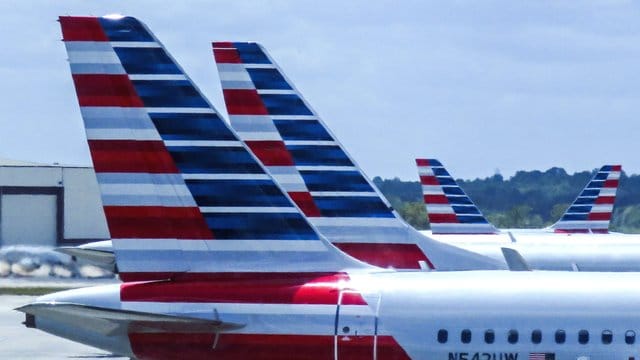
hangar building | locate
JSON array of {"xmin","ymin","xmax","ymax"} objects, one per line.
[{"xmin": 0, "ymin": 158, "xmax": 109, "ymax": 247}]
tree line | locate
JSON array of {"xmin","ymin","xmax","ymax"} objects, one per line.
[{"xmin": 372, "ymin": 167, "xmax": 640, "ymax": 233}]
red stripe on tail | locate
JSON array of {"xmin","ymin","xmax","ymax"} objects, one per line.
[
  {"xmin": 419, "ymin": 175, "xmax": 439, "ymax": 185},
  {"xmin": 588, "ymin": 212, "xmax": 612, "ymax": 221},
  {"xmin": 424, "ymin": 194, "xmax": 448, "ymax": 204},
  {"xmin": 88, "ymin": 140, "xmax": 179, "ymax": 173},
  {"xmin": 213, "ymin": 48, "xmax": 242, "ymax": 64},
  {"xmin": 333, "ymin": 243, "xmax": 433, "ymax": 269},
  {"xmin": 288, "ymin": 192, "xmax": 322, "ymax": 217},
  {"xmin": 223, "ymin": 89, "xmax": 269, "ymax": 115},
  {"xmin": 105, "ymin": 206, "xmax": 213, "ymax": 239},
  {"xmin": 245, "ymin": 141, "xmax": 295, "ymax": 166},
  {"xmin": 72, "ymin": 74, "xmax": 144, "ymax": 107},
  {"xmin": 428, "ymin": 213, "xmax": 459, "ymax": 223},
  {"xmin": 59, "ymin": 16, "xmax": 108, "ymax": 42},
  {"xmin": 595, "ymin": 196, "xmax": 615, "ymax": 204}
]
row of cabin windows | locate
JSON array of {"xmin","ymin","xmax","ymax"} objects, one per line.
[{"xmin": 437, "ymin": 329, "xmax": 636, "ymax": 345}]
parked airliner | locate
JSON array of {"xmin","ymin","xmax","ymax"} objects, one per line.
[
  {"xmin": 417, "ymin": 159, "xmax": 620, "ymax": 235},
  {"xmin": 416, "ymin": 159, "xmax": 640, "ymax": 271},
  {"xmin": 18, "ymin": 15, "xmax": 640, "ymax": 360}
]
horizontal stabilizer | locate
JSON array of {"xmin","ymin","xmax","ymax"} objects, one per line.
[
  {"xmin": 56, "ymin": 240, "xmax": 116, "ymax": 271},
  {"xmin": 16, "ymin": 302, "xmax": 244, "ymax": 335}
]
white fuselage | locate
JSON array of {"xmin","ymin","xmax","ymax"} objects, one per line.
[
  {"xmin": 22, "ymin": 270, "xmax": 640, "ymax": 359},
  {"xmin": 423, "ymin": 230, "xmax": 640, "ymax": 271}
]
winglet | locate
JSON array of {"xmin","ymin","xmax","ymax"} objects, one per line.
[
  {"xmin": 416, "ymin": 159, "xmax": 499, "ymax": 234},
  {"xmin": 501, "ymin": 247, "xmax": 531, "ymax": 271}
]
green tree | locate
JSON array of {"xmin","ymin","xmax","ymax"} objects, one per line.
[
  {"xmin": 398, "ymin": 202, "xmax": 430, "ymax": 230},
  {"xmin": 549, "ymin": 203, "xmax": 570, "ymax": 224}
]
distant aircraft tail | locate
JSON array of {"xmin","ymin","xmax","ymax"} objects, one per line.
[
  {"xmin": 59, "ymin": 15, "xmax": 365, "ymax": 281},
  {"xmin": 212, "ymin": 42, "xmax": 504, "ymax": 270},
  {"xmin": 550, "ymin": 165, "xmax": 621, "ymax": 233},
  {"xmin": 416, "ymin": 159, "xmax": 499, "ymax": 234}
]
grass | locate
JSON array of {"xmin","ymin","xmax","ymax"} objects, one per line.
[{"xmin": 0, "ymin": 287, "xmax": 73, "ymax": 296}]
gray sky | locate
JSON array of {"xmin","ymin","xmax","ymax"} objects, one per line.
[{"xmin": 1, "ymin": 0, "xmax": 639, "ymax": 180}]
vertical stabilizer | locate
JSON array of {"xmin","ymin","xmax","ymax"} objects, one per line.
[
  {"xmin": 416, "ymin": 159, "xmax": 498, "ymax": 234},
  {"xmin": 550, "ymin": 165, "xmax": 621, "ymax": 233},
  {"xmin": 59, "ymin": 16, "xmax": 364, "ymax": 281},
  {"xmin": 212, "ymin": 42, "xmax": 504, "ymax": 270}
]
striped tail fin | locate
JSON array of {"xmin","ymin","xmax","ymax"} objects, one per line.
[
  {"xmin": 416, "ymin": 159, "xmax": 498, "ymax": 234},
  {"xmin": 59, "ymin": 15, "xmax": 365, "ymax": 282},
  {"xmin": 212, "ymin": 42, "xmax": 504, "ymax": 270},
  {"xmin": 550, "ymin": 165, "xmax": 621, "ymax": 234}
]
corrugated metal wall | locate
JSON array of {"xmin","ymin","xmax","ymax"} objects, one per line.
[{"xmin": 0, "ymin": 165, "xmax": 109, "ymax": 246}]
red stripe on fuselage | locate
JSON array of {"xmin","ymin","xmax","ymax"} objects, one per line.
[
  {"xmin": 120, "ymin": 273, "xmax": 365, "ymax": 304},
  {"xmin": 59, "ymin": 16, "xmax": 108, "ymax": 41},
  {"xmin": 245, "ymin": 140, "xmax": 295, "ymax": 166},
  {"xmin": 333, "ymin": 243, "xmax": 434, "ymax": 269},
  {"xmin": 104, "ymin": 206, "xmax": 213, "ymax": 239},
  {"xmin": 223, "ymin": 89, "xmax": 269, "ymax": 115},
  {"xmin": 72, "ymin": 74, "xmax": 144, "ymax": 107},
  {"xmin": 128, "ymin": 333, "xmax": 411, "ymax": 360},
  {"xmin": 554, "ymin": 228, "xmax": 608, "ymax": 234},
  {"xmin": 88, "ymin": 140, "xmax": 178, "ymax": 173}
]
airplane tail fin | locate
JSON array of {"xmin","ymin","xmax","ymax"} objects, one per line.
[
  {"xmin": 59, "ymin": 16, "xmax": 365, "ymax": 281},
  {"xmin": 550, "ymin": 165, "xmax": 621, "ymax": 234},
  {"xmin": 212, "ymin": 42, "xmax": 505, "ymax": 270},
  {"xmin": 416, "ymin": 159, "xmax": 499, "ymax": 234}
]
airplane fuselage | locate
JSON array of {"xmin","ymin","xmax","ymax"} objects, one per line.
[
  {"xmin": 424, "ymin": 231, "xmax": 640, "ymax": 271},
  {"xmin": 23, "ymin": 271, "xmax": 640, "ymax": 359}
]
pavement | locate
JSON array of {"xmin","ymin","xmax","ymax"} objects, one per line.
[{"xmin": 0, "ymin": 280, "xmax": 126, "ymax": 359}]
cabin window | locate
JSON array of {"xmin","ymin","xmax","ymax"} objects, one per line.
[
  {"xmin": 555, "ymin": 330, "xmax": 566, "ymax": 344},
  {"xmin": 461, "ymin": 329, "xmax": 472, "ymax": 344},
  {"xmin": 484, "ymin": 330, "xmax": 495, "ymax": 344},
  {"xmin": 531, "ymin": 329, "xmax": 542, "ymax": 344},
  {"xmin": 437, "ymin": 329, "xmax": 448, "ymax": 344},
  {"xmin": 507, "ymin": 329, "xmax": 519, "ymax": 344},
  {"xmin": 601, "ymin": 330, "xmax": 613, "ymax": 344},
  {"xmin": 626, "ymin": 330, "xmax": 636, "ymax": 345},
  {"xmin": 578, "ymin": 330, "xmax": 589, "ymax": 344}
]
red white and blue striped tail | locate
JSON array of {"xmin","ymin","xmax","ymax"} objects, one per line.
[
  {"xmin": 416, "ymin": 159, "xmax": 499, "ymax": 234},
  {"xmin": 59, "ymin": 15, "xmax": 366, "ymax": 282},
  {"xmin": 550, "ymin": 165, "xmax": 621, "ymax": 234},
  {"xmin": 212, "ymin": 42, "xmax": 505, "ymax": 271}
]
